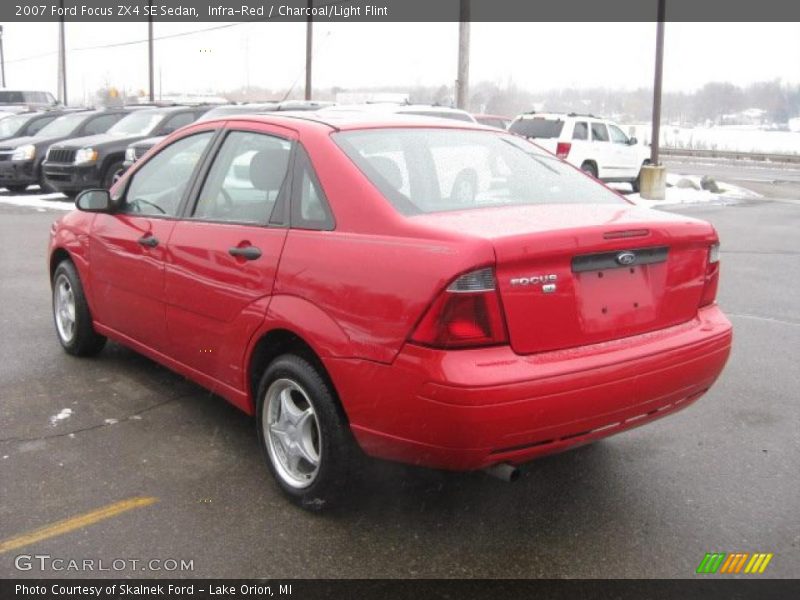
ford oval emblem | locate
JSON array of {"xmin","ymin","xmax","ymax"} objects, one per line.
[{"xmin": 616, "ymin": 251, "xmax": 636, "ymax": 265}]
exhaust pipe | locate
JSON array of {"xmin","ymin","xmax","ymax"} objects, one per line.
[{"xmin": 483, "ymin": 463, "xmax": 521, "ymax": 483}]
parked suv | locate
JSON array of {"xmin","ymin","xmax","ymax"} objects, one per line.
[
  {"xmin": 49, "ymin": 112, "xmax": 731, "ymax": 509},
  {"xmin": 0, "ymin": 110, "xmax": 69, "ymax": 143},
  {"xmin": 510, "ymin": 112, "xmax": 651, "ymax": 191},
  {"xmin": 42, "ymin": 105, "xmax": 211, "ymax": 195},
  {"xmin": 0, "ymin": 109, "xmax": 132, "ymax": 193},
  {"xmin": 122, "ymin": 103, "xmax": 278, "ymax": 169}
]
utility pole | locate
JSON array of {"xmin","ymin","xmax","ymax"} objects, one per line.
[
  {"xmin": 0, "ymin": 26, "xmax": 6, "ymax": 87},
  {"xmin": 148, "ymin": 2, "xmax": 155, "ymax": 102},
  {"xmin": 650, "ymin": 0, "xmax": 666, "ymax": 164},
  {"xmin": 304, "ymin": 0, "xmax": 313, "ymax": 100},
  {"xmin": 455, "ymin": 0, "xmax": 470, "ymax": 110},
  {"xmin": 57, "ymin": 0, "xmax": 67, "ymax": 104}
]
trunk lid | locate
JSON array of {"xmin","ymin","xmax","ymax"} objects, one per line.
[{"xmin": 411, "ymin": 204, "xmax": 717, "ymax": 354}]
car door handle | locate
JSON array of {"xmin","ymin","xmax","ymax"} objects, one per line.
[
  {"xmin": 137, "ymin": 234, "xmax": 159, "ymax": 248},
  {"xmin": 228, "ymin": 245, "xmax": 262, "ymax": 260}
]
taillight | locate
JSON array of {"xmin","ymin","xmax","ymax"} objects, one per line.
[
  {"xmin": 700, "ymin": 243, "xmax": 720, "ymax": 307},
  {"xmin": 556, "ymin": 142, "xmax": 572, "ymax": 159},
  {"xmin": 410, "ymin": 267, "xmax": 508, "ymax": 349}
]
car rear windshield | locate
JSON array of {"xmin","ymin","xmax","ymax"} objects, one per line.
[
  {"xmin": 509, "ymin": 118, "xmax": 565, "ymax": 139},
  {"xmin": 333, "ymin": 128, "xmax": 623, "ymax": 215},
  {"xmin": 36, "ymin": 112, "xmax": 87, "ymax": 137},
  {"xmin": 108, "ymin": 111, "xmax": 164, "ymax": 136},
  {"xmin": 0, "ymin": 91, "xmax": 26, "ymax": 103}
]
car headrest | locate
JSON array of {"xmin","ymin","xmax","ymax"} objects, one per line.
[
  {"xmin": 250, "ymin": 149, "xmax": 289, "ymax": 191},
  {"xmin": 367, "ymin": 156, "xmax": 403, "ymax": 191}
]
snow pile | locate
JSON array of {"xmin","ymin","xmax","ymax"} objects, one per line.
[{"xmin": 625, "ymin": 173, "xmax": 761, "ymax": 208}]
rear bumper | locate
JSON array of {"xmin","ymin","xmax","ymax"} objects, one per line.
[
  {"xmin": 42, "ymin": 161, "xmax": 102, "ymax": 194},
  {"xmin": 325, "ymin": 305, "xmax": 732, "ymax": 470}
]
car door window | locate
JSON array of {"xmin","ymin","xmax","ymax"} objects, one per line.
[
  {"xmin": 122, "ymin": 132, "xmax": 214, "ymax": 217},
  {"xmin": 591, "ymin": 123, "xmax": 609, "ymax": 142},
  {"xmin": 193, "ymin": 130, "xmax": 291, "ymax": 225},
  {"xmin": 572, "ymin": 122, "xmax": 588, "ymax": 140},
  {"xmin": 291, "ymin": 145, "xmax": 334, "ymax": 230},
  {"xmin": 84, "ymin": 114, "xmax": 120, "ymax": 135},
  {"xmin": 26, "ymin": 116, "xmax": 56, "ymax": 135},
  {"xmin": 608, "ymin": 124, "xmax": 629, "ymax": 144}
]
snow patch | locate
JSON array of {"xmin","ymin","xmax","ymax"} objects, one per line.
[
  {"xmin": 50, "ymin": 408, "xmax": 73, "ymax": 426},
  {"xmin": 0, "ymin": 191, "xmax": 73, "ymax": 211}
]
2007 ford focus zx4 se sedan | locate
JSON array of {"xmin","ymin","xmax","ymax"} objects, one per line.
[{"xmin": 48, "ymin": 112, "xmax": 732, "ymax": 509}]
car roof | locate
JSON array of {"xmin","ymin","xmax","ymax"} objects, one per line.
[
  {"xmin": 514, "ymin": 112, "xmax": 602, "ymax": 120},
  {"xmin": 217, "ymin": 110, "xmax": 492, "ymax": 133}
]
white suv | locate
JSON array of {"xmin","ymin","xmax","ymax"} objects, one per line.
[{"xmin": 509, "ymin": 112, "xmax": 651, "ymax": 191}]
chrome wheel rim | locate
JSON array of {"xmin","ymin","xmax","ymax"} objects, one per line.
[
  {"xmin": 263, "ymin": 378, "xmax": 321, "ymax": 489},
  {"xmin": 54, "ymin": 274, "xmax": 76, "ymax": 344}
]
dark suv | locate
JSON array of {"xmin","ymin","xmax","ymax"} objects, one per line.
[
  {"xmin": 0, "ymin": 110, "xmax": 71, "ymax": 143},
  {"xmin": 42, "ymin": 105, "xmax": 210, "ymax": 195},
  {"xmin": 0, "ymin": 109, "xmax": 133, "ymax": 193}
]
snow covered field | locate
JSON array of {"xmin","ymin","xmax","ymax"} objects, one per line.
[{"xmin": 628, "ymin": 124, "xmax": 800, "ymax": 156}]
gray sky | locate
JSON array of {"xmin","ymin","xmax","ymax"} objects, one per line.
[{"xmin": 2, "ymin": 22, "xmax": 799, "ymax": 102}]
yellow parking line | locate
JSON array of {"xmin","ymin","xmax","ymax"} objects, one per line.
[{"xmin": 0, "ymin": 496, "xmax": 158, "ymax": 554}]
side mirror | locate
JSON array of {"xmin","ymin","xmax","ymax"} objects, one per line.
[
  {"xmin": 628, "ymin": 136, "xmax": 638, "ymax": 145},
  {"xmin": 75, "ymin": 189, "xmax": 112, "ymax": 212},
  {"xmin": 158, "ymin": 126, "xmax": 175, "ymax": 136}
]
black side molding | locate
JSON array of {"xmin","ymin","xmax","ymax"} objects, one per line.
[{"xmin": 571, "ymin": 246, "xmax": 669, "ymax": 273}]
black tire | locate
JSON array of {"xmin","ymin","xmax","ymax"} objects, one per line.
[
  {"xmin": 580, "ymin": 161, "xmax": 598, "ymax": 179},
  {"xmin": 6, "ymin": 184, "xmax": 28, "ymax": 194},
  {"xmin": 631, "ymin": 160, "xmax": 651, "ymax": 193},
  {"xmin": 256, "ymin": 354, "xmax": 354, "ymax": 510},
  {"xmin": 102, "ymin": 161, "xmax": 125, "ymax": 189},
  {"xmin": 52, "ymin": 260, "xmax": 107, "ymax": 357}
]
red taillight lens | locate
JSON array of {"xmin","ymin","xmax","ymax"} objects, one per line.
[
  {"xmin": 699, "ymin": 243, "xmax": 720, "ymax": 307},
  {"xmin": 411, "ymin": 268, "xmax": 508, "ymax": 349},
  {"xmin": 556, "ymin": 142, "xmax": 572, "ymax": 159}
]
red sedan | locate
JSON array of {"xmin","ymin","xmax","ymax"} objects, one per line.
[{"xmin": 48, "ymin": 112, "xmax": 732, "ymax": 509}]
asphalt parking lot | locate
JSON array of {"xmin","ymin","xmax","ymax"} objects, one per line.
[{"xmin": 0, "ymin": 185, "xmax": 798, "ymax": 578}]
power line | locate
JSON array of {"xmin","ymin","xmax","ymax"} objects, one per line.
[
  {"xmin": 6, "ymin": 0, "xmax": 354, "ymax": 65},
  {"xmin": 4, "ymin": 22, "xmax": 249, "ymax": 64}
]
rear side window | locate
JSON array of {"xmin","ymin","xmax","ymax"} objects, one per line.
[
  {"xmin": 84, "ymin": 114, "xmax": 120, "ymax": 135},
  {"xmin": 572, "ymin": 122, "xmax": 588, "ymax": 140},
  {"xmin": 591, "ymin": 123, "xmax": 609, "ymax": 142},
  {"xmin": 26, "ymin": 115, "xmax": 56, "ymax": 135},
  {"xmin": 193, "ymin": 130, "xmax": 291, "ymax": 225},
  {"xmin": 334, "ymin": 128, "xmax": 623, "ymax": 215},
  {"xmin": 509, "ymin": 118, "xmax": 564, "ymax": 139},
  {"xmin": 291, "ymin": 145, "xmax": 334, "ymax": 230},
  {"xmin": 160, "ymin": 112, "xmax": 195, "ymax": 135}
]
